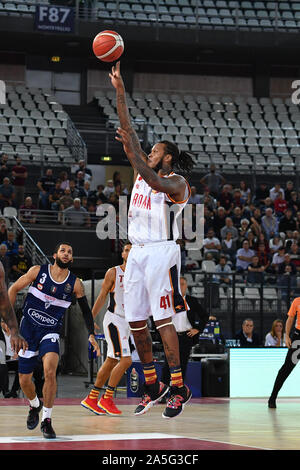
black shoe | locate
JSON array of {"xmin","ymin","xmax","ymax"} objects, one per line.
[
  {"xmin": 134, "ymin": 381, "xmax": 169, "ymax": 416},
  {"xmin": 268, "ymin": 397, "xmax": 277, "ymax": 409},
  {"xmin": 41, "ymin": 418, "xmax": 56, "ymax": 439},
  {"xmin": 162, "ymin": 385, "xmax": 192, "ymax": 419},
  {"xmin": 27, "ymin": 400, "xmax": 43, "ymax": 430}
]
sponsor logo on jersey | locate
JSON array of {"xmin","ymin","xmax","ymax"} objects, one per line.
[
  {"xmin": 37, "ymin": 283, "xmax": 43, "ymax": 290},
  {"xmin": 131, "ymin": 192, "xmax": 151, "ymax": 210},
  {"xmin": 64, "ymin": 283, "xmax": 72, "ymax": 293},
  {"xmin": 27, "ymin": 308, "xmax": 58, "ymax": 327}
]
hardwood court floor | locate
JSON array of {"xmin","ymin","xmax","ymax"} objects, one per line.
[{"xmin": 0, "ymin": 397, "xmax": 300, "ymax": 450}]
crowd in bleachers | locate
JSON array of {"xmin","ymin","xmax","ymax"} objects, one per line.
[{"xmin": 187, "ymin": 164, "xmax": 300, "ymax": 296}]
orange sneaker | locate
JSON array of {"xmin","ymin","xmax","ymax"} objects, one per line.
[
  {"xmin": 81, "ymin": 396, "xmax": 106, "ymax": 415},
  {"xmin": 98, "ymin": 395, "xmax": 122, "ymax": 415}
]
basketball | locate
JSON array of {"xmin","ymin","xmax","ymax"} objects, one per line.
[{"xmin": 92, "ymin": 30, "xmax": 124, "ymax": 62}]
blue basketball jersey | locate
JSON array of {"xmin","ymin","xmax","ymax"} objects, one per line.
[{"xmin": 22, "ymin": 264, "xmax": 77, "ymax": 333}]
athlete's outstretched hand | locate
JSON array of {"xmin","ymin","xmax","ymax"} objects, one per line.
[
  {"xmin": 89, "ymin": 334, "xmax": 101, "ymax": 357},
  {"xmin": 109, "ymin": 61, "xmax": 124, "ymax": 90},
  {"xmin": 115, "ymin": 127, "xmax": 134, "ymax": 156}
]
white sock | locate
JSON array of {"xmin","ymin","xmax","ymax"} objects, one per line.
[
  {"xmin": 42, "ymin": 406, "xmax": 53, "ymax": 421},
  {"xmin": 29, "ymin": 396, "xmax": 40, "ymax": 408}
]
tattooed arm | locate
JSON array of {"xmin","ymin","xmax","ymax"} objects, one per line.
[
  {"xmin": 109, "ymin": 61, "xmax": 148, "ymax": 182},
  {"xmin": 0, "ymin": 262, "xmax": 28, "ymax": 353},
  {"xmin": 116, "ymin": 127, "xmax": 187, "ymax": 200}
]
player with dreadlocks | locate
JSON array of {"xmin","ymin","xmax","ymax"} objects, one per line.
[{"xmin": 109, "ymin": 62, "xmax": 195, "ymax": 419}]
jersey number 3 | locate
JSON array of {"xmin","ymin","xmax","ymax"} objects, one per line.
[{"xmin": 39, "ymin": 273, "xmax": 47, "ymax": 284}]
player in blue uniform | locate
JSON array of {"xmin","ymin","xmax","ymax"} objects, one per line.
[{"xmin": 8, "ymin": 242, "xmax": 100, "ymax": 439}]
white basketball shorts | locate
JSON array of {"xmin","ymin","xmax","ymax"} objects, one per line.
[
  {"xmin": 124, "ymin": 240, "xmax": 185, "ymax": 323},
  {"xmin": 103, "ymin": 310, "xmax": 131, "ymax": 359}
]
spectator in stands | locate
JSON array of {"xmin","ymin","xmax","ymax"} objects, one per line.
[
  {"xmin": 188, "ymin": 186, "xmax": 201, "ymax": 204},
  {"xmin": 288, "ymin": 191, "xmax": 300, "ymax": 216},
  {"xmin": 231, "ymin": 206, "xmax": 243, "ymax": 228},
  {"xmin": 217, "ymin": 185, "xmax": 234, "ymax": 215},
  {"xmin": 238, "ymin": 218, "xmax": 251, "ymax": 243},
  {"xmin": 11, "ymin": 156, "xmax": 27, "ymax": 209},
  {"xmin": 37, "ymin": 168, "xmax": 56, "ymax": 210},
  {"xmin": 246, "ymin": 230, "xmax": 257, "ymax": 251},
  {"xmin": 213, "ymin": 206, "xmax": 227, "ymax": 239},
  {"xmin": 270, "ymin": 183, "xmax": 285, "ymax": 202},
  {"xmin": 103, "ymin": 179, "xmax": 115, "ymax": 199},
  {"xmin": 58, "ymin": 187, "xmax": 74, "ymax": 211},
  {"xmin": 3, "ymin": 230, "xmax": 18, "ymax": 258},
  {"xmin": 19, "ymin": 196, "xmax": 36, "ymax": 224},
  {"xmin": 235, "ymin": 318, "xmax": 261, "ymax": 347},
  {"xmin": 49, "ymin": 179, "xmax": 64, "ymax": 211},
  {"xmin": 239, "ymin": 180, "xmax": 251, "ymax": 206},
  {"xmin": 261, "ymin": 208, "xmax": 278, "ymax": 241},
  {"xmin": 75, "ymin": 171, "xmax": 86, "ymax": 189},
  {"xmin": 94, "ymin": 184, "xmax": 108, "ymax": 204},
  {"xmin": 58, "ymin": 171, "xmax": 70, "ymax": 191},
  {"xmin": 68, "ymin": 179, "xmax": 79, "ymax": 199},
  {"xmin": 279, "ymin": 208, "xmax": 297, "ymax": 234},
  {"xmin": 232, "ymin": 188, "xmax": 245, "ymax": 210},
  {"xmin": 0, "ymin": 177, "xmax": 14, "ymax": 210},
  {"xmin": 10, "ymin": 244, "xmax": 32, "ymax": 282},
  {"xmin": 63, "ymin": 198, "xmax": 90, "ymax": 227},
  {"xmin": 277, "ymin": 253, "xmax": 297, "ymax": 299},
  {"xmin": 284, "ymin": 181, "xmax": 294, "ymax": 203},
  {"xmin": 274, "ymin": 192, "xmax": 288, "ymax": 219},
  {"xmin": 247, "ymin": 255, "xmax": 266, "ymax": 284},
  {"xmin": 265, "ymin": 319, "xmax": 285, "ymax": 347},
  {"xmin": 220, "ymin": 217, "xmax": 238, "ymax": 242},
  {"xmin": 254, "ymin": 182, "xmax": 269, "ymax": 206},
  {"xmin": 288, "ymin": 243, "xmax": 300, "ymax": 272},
  {"xmin": 261, "ymin": 196, "xmax": 274, "ymax": 216},
  {"xmin": 221, "ymin": 231, "xmax": 237, "ymax": 265},
  {"xmin": 256, "ymin": 243, "xmax": 271, "ymax": 272},
  {"xmin": 236, "ymin": 239, "xmax": 255, "ymax": 273},
  {"xmin": 0, "ymin": 244, "xmax": 10, "ymax": 286},
  {"xmin": 250, "ymin": 207, "xmax": 262, "ymax": 237},
  {"xmin": 271, "ymin": 247, "xmax": 286, "ymax": 273},
  {"xmin": 78, "ymin": 180, "xmax": 94, "ymax": 204},
  {"xmin": 199, "ymin": 187, "xmax": 216, "ymax": 211},
  {"xmin": 200, "ymin": 163, "xmax": 225, "ymax": 197},
  {"xmin": 0, "ymin": 221, "xmax": 7, "ymax": 244},
  {"xmin": 255, "ymin": 232, "xmax": 270, "ymax": 253},
  {"xmin": 0, "ymin": 153, "xmax": 10, "ymax": 184},
  {"xmin": 284, "ymin": 231, "xmax": 294, "ymax": 251},
  {"xmin": 75, "ymin": 159, "xmax": 92, "ymax": 182},
  {"xmin": 269, "ymin": 235, "xmax": 283, "ymax": 254},
  {"xmin": 203, "ymin": 229, "xmax": 221, "ymax": 261},
  {"xmin": 213, "ymin": 254, "xmax": 231, "ymax": 284}
]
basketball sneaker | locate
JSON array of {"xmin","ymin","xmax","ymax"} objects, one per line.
[
  {"xmin": 81, "ymin": 395, "xmax": 106, "ymax": 415},
  {"xmin": 98, "ymin": 395, "xmax": 122, "ymax": 415},
  {"xmin": 134, "ymin": 381, "xmax": 169, "ymax": 416},
  {"xmin": 41, "ymin": 418, "xmax": 56, "ymax": 439},
  {"xmin": 268, "ymin": 397, "xmax": 277, "ymax": 409},
  {"xmin": 162, "ymin": 385, "xmax": 192, "ymax": 419},
  {"xmin": 27, "ymin": 400, "xmax": 43, "ymax": 430}
]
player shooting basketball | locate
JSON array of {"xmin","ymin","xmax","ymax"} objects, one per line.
[{"xmin": 110, "ymin": 61, "xmax": 195, "ymax": 419}]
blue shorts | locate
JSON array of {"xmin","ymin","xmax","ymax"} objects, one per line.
[{"xmin": 18, "ymin": 317, "xmax": 60, "ymax": 374}]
